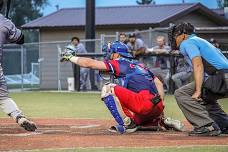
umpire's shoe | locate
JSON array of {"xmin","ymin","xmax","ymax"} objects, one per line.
[
  {"xmin": 16, "ymin": 116, "xmax": 37, "ymax": 132},
  {"xmin": 189, "ymin": 123, "xmax": 221, "ymax": 136}
]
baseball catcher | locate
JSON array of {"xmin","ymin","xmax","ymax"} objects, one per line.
[
  {"xmin": 0, "ymin": 0, "xmax": 37, "ymax": 131},
  {"xmin": 61, "ymin": 41, "xmax": 183, "ymax": 133}
]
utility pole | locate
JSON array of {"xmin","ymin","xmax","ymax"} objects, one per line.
[{"xmin": 85, "ymin": 0, "xmax": 96, "ymax": 90}]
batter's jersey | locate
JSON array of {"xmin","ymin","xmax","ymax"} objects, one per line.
[
  {"xmin": 0, "ymin": 14, "xmax": 22, "ymax": 63},
  {"xmin": 104, "ymin": 58, "xmax": 158, "ymax": 95}
]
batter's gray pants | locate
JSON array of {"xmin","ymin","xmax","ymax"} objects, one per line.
[
  {"xmin": 0, "ymin": 64, "xmax": 22, "ymax": 119},
  {"xmin": 174, "ymin": 82, "xmax": 228, "ymax": 130}
]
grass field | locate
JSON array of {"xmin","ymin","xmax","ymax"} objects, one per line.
[
  {"xmin": 26, "ymin": 146, "xmax": 228, "ymax": 152},
  {"xmin": 1, "ymin": 91, "xmax": 228, "ymax": 152},
  {"xmin": 1, "ymin": 92, "xmax": 227, "ymax": 120}
]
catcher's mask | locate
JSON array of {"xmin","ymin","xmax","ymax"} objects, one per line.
[
  {"xmin": 102, "ymin": 41, "xmax": 133, "ymax": 60},
  {"xmin": 168, "ymin": 22, "xmax": 195, "ymax": 50},
  {"xmin": 0, "ymin": 0, "xmax": 11, "ymax": 18}
]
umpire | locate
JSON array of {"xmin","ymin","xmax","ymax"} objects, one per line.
[
  {"xmin": 169, "ymin": 22, "xmax": 228, "ymax": 136},
  {"xmin": 0, "ymin": 0, "xmax": 36, "ymax": 131}
]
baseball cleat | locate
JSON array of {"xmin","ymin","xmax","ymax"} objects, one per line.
[{"xmin": 16, "ymin": 116, "xmax": 37, "ymax": 132}]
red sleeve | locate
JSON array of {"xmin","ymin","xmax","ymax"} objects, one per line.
[{"xmin": 104, "ymin": 60, "xmax": 120, "ymax": 76}]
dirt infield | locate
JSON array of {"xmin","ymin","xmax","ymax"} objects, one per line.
[{"xmin": 0, "ymin": 118, "xmax": 228, "ymax": 151}]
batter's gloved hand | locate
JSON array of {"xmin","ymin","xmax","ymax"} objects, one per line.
[
  {"xmin": 16, "ymin": 116, "xmax": 37, "ymax": 132},
  {"xmin": 60, "ymin": 47, "xmax": 76, "ymax": 62}
]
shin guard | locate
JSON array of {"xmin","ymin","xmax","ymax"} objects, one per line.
[{"xmin": 103, "ymin": 95, "xmax": 125, "ymax": 133}]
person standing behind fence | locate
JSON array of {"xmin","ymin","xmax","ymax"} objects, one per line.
[
  {"xmin": 119, "ymin": 33, "xmax": 128, "ymax": 44},
  {"xmin": 127, "ymin": 33, "xmax": 146, "ymax": 59},
  {"xmin": 66, "ymin": 37, "xmax": 91, "ymax": 90},
  {"xmin": 148, "ymin": 36, "xmax": 171, "ymax": 91},
  {"xmin": 171, "ymin": 50, "xmax": 192, "ymax": 89},
  {"xmin": 0, "ymin": 1, "xmax": 36, "ymax": 132}
]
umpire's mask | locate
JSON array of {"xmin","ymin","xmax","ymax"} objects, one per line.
[{"xmin": 168, "ymin": 22, "xmax": 195, "ymax": 50}]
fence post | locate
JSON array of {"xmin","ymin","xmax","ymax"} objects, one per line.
[
  {"xmin": 100, "ymin": 34, "xmax": 104, "ymax": 51},
  {"xmin": 20, "ymin": 45, "xmax": 24, "ymax": 91},
  {"xmin": 115, "ymin": 32, "xmax": 119, "ymax": 41},
  {"xmin": 73, "ymin": 65, "xmax": 80, "ymax": 91},
  {"xmin": 169, "ymin": 54, "xmax": 176, "ymax": 94},
  {"xmin": 148, "ymin": 27, "xmax": 153, "ymax": 48},
  {"xmin": 57, "ymin": 45, "xmax": 61, "ymax": 91}
]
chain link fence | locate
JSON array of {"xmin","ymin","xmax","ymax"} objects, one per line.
[{"xmin": 3, "ymin": 27, "xmax": 228, "ymax": 92}]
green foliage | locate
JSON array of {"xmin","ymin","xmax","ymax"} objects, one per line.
[
  {"xmin": 10, "ymin": 0, "xmax": 49, "ymax": 27},
  {"xmin": 136, "ymin": 0, "xmax": 155, "ymax": 5},
  {"xmin": 8, "ymin": 0, "xmax": 49, "ymax": 43},
  {"xmin": 217, "ymin": 0, "xmax": 228, "ymax": 8},
  {"xmin": 28, "ymin": 146, "xmax": 228, "ymax": 152},
  {"xmin": 224, "ymin": 0, "xmax": 228, "ymax": 7},
  {"xmin": 0, "ymin": 92, "xmax": 227, "ymax": 120}
]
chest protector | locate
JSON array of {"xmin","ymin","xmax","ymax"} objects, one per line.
[{"xmin": 115, "ymin": 59, "xmax": 158, "ymax": 95}]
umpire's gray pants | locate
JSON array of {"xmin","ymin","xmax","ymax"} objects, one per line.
[{"xmin": 174, "ymin": 82, "xmax": 228, "ymax": 129}]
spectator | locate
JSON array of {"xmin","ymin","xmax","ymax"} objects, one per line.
[
  {"xmin": 127, "ymin": 33, "xmax": 146, "ymax": 58},
  {"xmin": 171, "ymin": 51, "xmax": 192, "ymax": 89},
  {"xmin": 66, "ymin": 37, "xmax": 91, "ymax": 90},
  {"xmin": 119, "ymin": 33, "xmax": 128, "ymax": 44},
  {"xmin": 209, "ymin": 38, "xmax": 220, "ymax": 48},
  {"xmin": 148, "ymin": 36, "xmax": 171, "ymax": 90}
]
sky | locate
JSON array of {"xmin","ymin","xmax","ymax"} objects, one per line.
[{"xmin": 43, "ymin": 0, "xmax": 219, "ymax": 15}]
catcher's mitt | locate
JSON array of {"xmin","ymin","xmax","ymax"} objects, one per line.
[{"xmin": 60, "ymin": 46, "xmax": 76, "ymax": 62}]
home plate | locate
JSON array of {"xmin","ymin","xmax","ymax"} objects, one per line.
[{"xmin": 70, "ymin": 124, "xmax": 100, "ymax": 129}]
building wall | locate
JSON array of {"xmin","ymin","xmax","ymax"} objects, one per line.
[
  {"xmin": 39, "ymin": 28, "xmax": 139, "ymax": 89},
  {"xmin": 172, "ymin": 11, "xmax": 218, "ymax": 27},
  {"xmin": 38, "ymin": 12, "xmax": 227, "ymax": 90}
]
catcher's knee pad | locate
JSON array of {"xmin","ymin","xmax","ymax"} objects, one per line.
[
  {"xmin": 101, "ymin": 83, "xmax": 116, "ymax": 98},
  {"xmin": 101, "ymin": 83, "xmax": 125, "ymax": 128}
]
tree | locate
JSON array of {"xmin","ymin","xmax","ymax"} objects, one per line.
[
  {"xmin": 9, "ymin": 0, "xmax": 49, "ymax": 42},
  {"xmin": 225, "ymin": 0, "xmax": 228, "ymax": 7},
  {"xmin": 136, "ymin": 0, "xmax": 155, "ymax": 5},
  {"xmin": 9, "ymin": 0, "xmax": 49, "ymax": 27},
  {"xmin": 217, "ymin": 0, "xmax": 228, "ymax": 8}
]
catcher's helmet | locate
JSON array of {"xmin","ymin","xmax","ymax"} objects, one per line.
[
  {"xmin": 103, "ymin": 41, "xmax": 133, "ymax": 59},
  {"xmin": 110, "ymin": 41, "xmax": 133, "ymax": 58}
]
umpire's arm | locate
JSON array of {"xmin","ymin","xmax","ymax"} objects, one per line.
[{"xmin": 70, "ymin": 56, "xmax": 107, "ymax": 71}]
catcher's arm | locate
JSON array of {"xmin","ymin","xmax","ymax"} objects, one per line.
[
  {"xmin": 154, "ymin": 77, "xmax": 164, "ymax": 100},
  {"xmin": 71, "ymin": 56, "xmax": 107, "ymax": 70},
  {"xmin": 60, "ymin": 52, "xmax": 107, "ymax": 71}
]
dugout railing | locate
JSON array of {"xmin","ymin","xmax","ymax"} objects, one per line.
[
  {"xmin": 74, "ymin": 52, "xmax": 228, "ymax": 94},
  {"xmin": 2, "ymin": 26, "xmax": 228, "ymax": 92}
]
